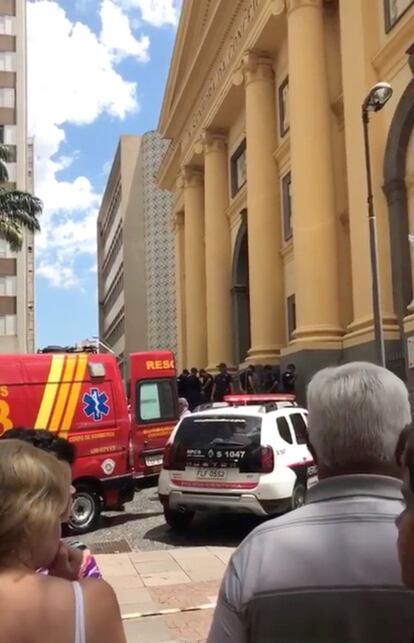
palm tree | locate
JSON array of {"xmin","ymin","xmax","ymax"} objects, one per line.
[{"xmin": 0, "ymin": 144, "xmax": 42, "ymax": 251}]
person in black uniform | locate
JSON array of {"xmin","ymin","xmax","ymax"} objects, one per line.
[
  {"xmin": 177, "ymin": 369, "xmax": 190, "ymax": 398},
  {"xmin": 282, "ymin": 363, "xmax": 296, "ymax": 393},
  {"xmin": 186, "ymin": 367, "xmax": 202, "ymax": 410},
  {"xmin": 262, "ymin": 365, "xmax": 279, "ymax": 393},
  {"xmin": 200, "ymin": 368, "xmax": 214, "ymax": 402},
  {"xmin": 212, "ymin": 363, "xmax": 233, "ymax": 402},
  {"xmin": 240, "ymin": 365, "xmax": 257, "ymax": 394}
]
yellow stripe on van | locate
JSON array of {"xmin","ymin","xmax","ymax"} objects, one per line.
[
  {"xmin": 34, "ymin": 355, "xmax": 65, "ymax": 429},
  {"xmin": 48, "ymin": 355, "xmax": 78, "ymax": 432},
  {"xmin": 60, "ymin": 354, "xmax": 88, "ymax": 435}
]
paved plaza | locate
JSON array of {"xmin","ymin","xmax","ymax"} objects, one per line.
[{"xmin": 96, "ymin": 546, "xmax": 234, "ymax": 642}]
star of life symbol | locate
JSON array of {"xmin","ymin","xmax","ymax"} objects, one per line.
[{"xmin": 82, "ymin": 388, "xmax": 110, "ymax": 422}]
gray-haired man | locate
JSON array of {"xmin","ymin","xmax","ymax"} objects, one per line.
[{"xmin": 208, "ymin": 362, "xmax": 414, "ymax": 642}]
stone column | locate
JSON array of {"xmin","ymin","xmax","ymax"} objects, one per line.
[
  {"xmin": 238, "ymin": 51, "xmax": 285, "ymax": 362},
  {"xmin": 173, "ymin": 209, "xmax": 187, "ymax": 370},
  {"xmin": 286, "ymin": 0, "xmax": 342, "ymax": 344},
  {"xmin": 339, "ymin": 0, "xmax": 397, "ymax": 342},
  {"xmin": 202, "ymin": 130, "xmax": 234, "ymax": 369},
  {"xmin": 182, "ymin": 167, "xmax": 207, "ymax": 367}
]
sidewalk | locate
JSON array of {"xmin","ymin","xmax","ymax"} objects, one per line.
[{"xmin": 95, "ymin": 546, "xmax": 234, "ymax": 643}]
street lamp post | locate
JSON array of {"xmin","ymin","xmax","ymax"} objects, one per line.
[{"xmin": 361, "ymin": 82, "xmax": 393, "ymax": 368}]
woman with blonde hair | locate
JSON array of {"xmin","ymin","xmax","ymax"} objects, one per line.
[{"xmin": 0, "ymin": 440, "xmax": 126, "ymax": 643}]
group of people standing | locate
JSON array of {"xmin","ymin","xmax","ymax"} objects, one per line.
[
  {"xmin": 177, "ymin": 363, "xmax": 233, "ymax": 410},
  {"xmin": 177, "ymin": 362, "xmax": 297, "ymax": 412}
]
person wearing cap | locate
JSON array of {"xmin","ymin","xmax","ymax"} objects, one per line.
[{"xmin": 211, "ymin": 363, "xmax": 233, "ymax": 402}]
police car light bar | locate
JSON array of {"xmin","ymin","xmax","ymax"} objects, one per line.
[{"xmin": 224, "ymin": 394, "xmax": 296, "ymax": 406}]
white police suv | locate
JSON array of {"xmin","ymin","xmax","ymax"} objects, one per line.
[{"xmin": 158, "ymin": 395, "xmax": 317, "ymax": 530}]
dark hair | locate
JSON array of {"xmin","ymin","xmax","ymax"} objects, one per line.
[
  {"xmin": 182, "ymin": 369, "xmax": 190, "ymax": 376},
  {"xmin": 396, "ymin": 425, "xmax": 414, "ymax": 491},
  {"xmin": 1, "ymin": 428, "xmax": 76, "ymax": 465},
  {"xmin": 287, "ymin": 363, "xmax": 295, "ymax": 370},
  {"xmin": 191, "ymin": 367, "xmax": 198, "ymax": 375}
]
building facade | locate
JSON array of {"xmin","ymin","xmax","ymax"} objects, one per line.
[
  {"xmin": 97, "ymin": 133, "xmax": 176, "ymax": 379},
  {"xmin": 157, "ymin": 0, "xmax": 414, "ymax": 400},
  {"xmin": 0, "ymin": 0, "xmax": 34, "ymax": 353}
]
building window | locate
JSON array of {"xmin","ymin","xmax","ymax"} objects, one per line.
[
  {"xmin": 384, "ymin": 0, "xmax": 414, "ymax": 31},
  {"xmin": 0, "ymin": 16, "xmax": 14, "ymax": 35},
  {"xmin": 0, "ymin": 239, "xmax": 8, "ymax": 258},
  {"xmin": 230, "ymin": 139, "xmax": 247, "ymax": 197},
  {"xmin": 0, "ymin": 52, "xmax": 14, "ymax": 72},
  {"xmin": 282, "ymin": 171, "xmax": 292, "ymax": 241},
  {"xmin": 287, "ymin": 294, "xmax": 296, "ymax": 341},
  {"xmin": 279, "ymin": 76, "xmax": 289, "ymax": 137},
  {"xmin": 0, "ymin": 88, "xmax": 14, "ymax": 108},
  {"xmin": 0, "ymin": 314, "xmax": 15, "ymax": 336},
  {"xmin": 1, "ymin": 276, "xmax": 16, "ymax": 296}
]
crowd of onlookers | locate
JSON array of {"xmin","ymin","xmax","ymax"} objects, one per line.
[
  {"xmin": 177, "ymin": 362, "xmax": 297, "ymax": 412},
  {"xmin": 2, "ymin": 362, "xmax": 414, "ymax": 641}
]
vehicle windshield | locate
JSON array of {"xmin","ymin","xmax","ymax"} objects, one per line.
[{"xmin": 175, "ymin": 415, "xmax": 262, "ymax": 449}]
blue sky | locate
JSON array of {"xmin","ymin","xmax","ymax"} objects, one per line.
[{"xmin": 27, "ymin": 0, "xmax": 180, "ymax": 348}]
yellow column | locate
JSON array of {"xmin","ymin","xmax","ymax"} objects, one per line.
[
  {"xmin": 182, "ymin": 167, "xmax": 207, "ymax": 367},
  {"xmin": 287, "ymin": 0, "xmax": 342, "ymax": 343},
  {"xmin": 173, "ymin": 209, "xmax": 186, "ymax": 370},
  {"xmin": 339, "ymin": 0, "xmax": 397, "ymax": 343},
  {"xmin": 240, "ymin": 51, "xmax": 285, "ymax": 362},
  {"xmin": 202, "ymin": 130, "xmax": 233, "ymax": 369}
]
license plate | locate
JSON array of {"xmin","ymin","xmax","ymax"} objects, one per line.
[
  {"xmin": 145, "ymin": 455, "xmax": 163, "ymax": 467},
  {"xmin": 196, "ymin": 469, "xmax": 228, "ymax": 480}
]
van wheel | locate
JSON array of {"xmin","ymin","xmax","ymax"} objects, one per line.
[
  {"xmin": 164, "ymin": 507, "xmax": 194, "ymax": 531},
  {"xmin": 68, "ymin": 485, "xmax": 102, "ymax": 534},
  {"xmin": 291, "ymin": 483, "xmax": 306, "ymax": 510}
]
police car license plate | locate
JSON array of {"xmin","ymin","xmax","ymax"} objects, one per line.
[
  {"xmin": 196, "ymin": 469, "xmax": 227, "ymax": 480},
  {"xmin": 145, "ymin": 455, "xmax": 163, "ymax": 467}
]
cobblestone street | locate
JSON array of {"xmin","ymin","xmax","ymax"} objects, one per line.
[{"xmin": 75, "ymin": 484, "xmax": 264, "ymax": 552}]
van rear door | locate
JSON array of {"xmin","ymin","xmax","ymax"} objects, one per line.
[{"xmin": 130, "ymin": 351, "xmax": 179, "ymax": 478}]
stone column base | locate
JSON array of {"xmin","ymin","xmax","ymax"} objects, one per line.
[
  {"xmin": 245, "ymin": 344, "xmax": 282, "ymax": 365},
  {"xmin": 280, "ymin": 347, "xmax": 342, "ymax": 406},
  {"xmin": 281, "ymin": 338, "xmax": 406, "ymax": 407}
]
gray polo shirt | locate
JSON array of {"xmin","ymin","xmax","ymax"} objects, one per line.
[{"xmin": 208, "ymin": 475, "xmax": 414, "ymax": 643}]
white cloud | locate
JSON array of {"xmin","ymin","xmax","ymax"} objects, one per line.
[
  {"xmin": 27, "ymin": 0, "xmax": 148, "ymax": 288},
  {"xmin": 37, "ymin": 261, "xmax": 80, "ymax": 290},
  {"xmin": 100, "ymin": 0, "xmax": 150, "ymax": 62},
  {"xmin": 116, "ymin": 0, "xmax": 181, "ymax": 27}
]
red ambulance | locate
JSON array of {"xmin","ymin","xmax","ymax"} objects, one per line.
[{"xmin": 0, "ymin": 348, "xmax": 178, "ymax": 534}]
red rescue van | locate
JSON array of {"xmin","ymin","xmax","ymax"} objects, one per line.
[{"xmin": 0, "ymin": 349, "xmax": 178, "ymax": 533}]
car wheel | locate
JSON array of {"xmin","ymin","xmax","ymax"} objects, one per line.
[
  {"xmin": 68, "ymin": 485, "xmax": 102, "ymax": 535},
  {"xmin": 164, "ymin": 507, "xmax": 195, "ymax": 531},
  {"xmin": 291, "ymin": 483, "xmax": 306, "ymax": 510}
]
